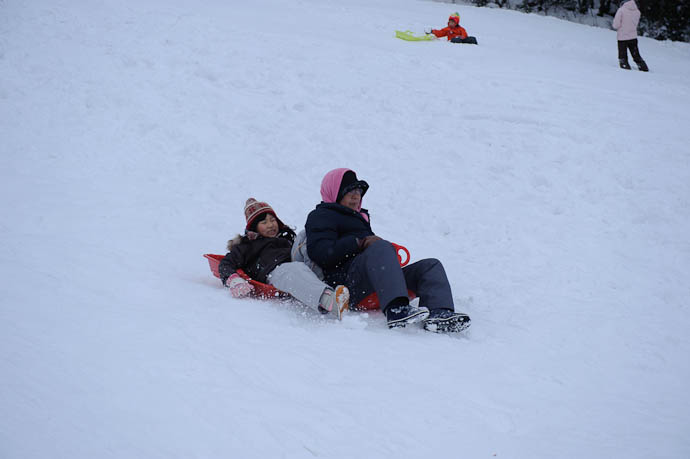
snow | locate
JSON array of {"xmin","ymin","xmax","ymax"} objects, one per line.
[{"xmin": 2, "ymin": 0, "xmax": 690, "ymax": 457}]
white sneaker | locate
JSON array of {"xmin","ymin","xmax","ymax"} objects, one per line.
[{"xmin": 318, "ymin": 285, "xmax": 349, "ymax": 320}]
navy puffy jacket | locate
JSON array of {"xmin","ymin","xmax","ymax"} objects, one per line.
[{"xmin": 305, "ymin": 202, "xmax": 374, "ymax": 285}]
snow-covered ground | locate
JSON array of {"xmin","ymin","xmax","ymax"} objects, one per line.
[{"xmin": 2, "ymin": 0, "xmax": 690, "ymax": 457}]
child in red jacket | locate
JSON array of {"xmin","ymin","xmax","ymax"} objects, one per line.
[{"xmin": 428, "ymin": 13, "xmax": 478, "ymax": 45}]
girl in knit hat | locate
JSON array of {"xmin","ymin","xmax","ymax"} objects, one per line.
[
  {"xmin": 218, "ymin": 198, "xmax": 349, "ymax": 319},
  {"xmin": 427, "ymin": 12, "xmax": 478, "ymax": 45}
]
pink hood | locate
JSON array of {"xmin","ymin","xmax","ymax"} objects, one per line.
[
  {"xmin": 320, "ymin": 168, "xmax": 369, "ymax": 221},
  {"xmin": 613, "ymin": 0, "xmax": 640, "ymax": 41}
]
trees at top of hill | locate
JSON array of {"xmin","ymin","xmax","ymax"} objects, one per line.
[
  {"xmin": 637, "ymin": 0, "xmax": 690, "ymax": 42},
  {"xmin": 460, "ymin": 0, "xmax": 690, "ymax": 42}
]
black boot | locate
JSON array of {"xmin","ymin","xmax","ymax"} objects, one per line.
[
  {"xmin": 619, "ymin": 59, "xmax": 631, "ymax": 70},
  {"xmin": 423, "ymin": 309, "xmax": 471, "ymax": 333},
  {"xmin": 386, "ymin": 303, "xmax": 429, "ymax": 329},
  {"xmin": 637, "ymin": 60, "xmax": 649, "ymax": 72}
]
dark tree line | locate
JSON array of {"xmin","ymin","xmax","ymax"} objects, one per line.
[
  {"xmin": 635, "ymin": 0, "xmax": 690, "ymax": 41},
  {"xmin": 465, "ymin": 0, "xmax": 690, "ymax": 42}
]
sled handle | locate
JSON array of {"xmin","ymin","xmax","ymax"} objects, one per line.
[{"xmin": 391, "ymin": 243, "xmax": 410, "ymax": 267}]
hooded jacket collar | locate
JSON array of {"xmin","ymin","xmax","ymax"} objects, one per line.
[{"xmin": 623, "ymin": 0, "xmax": 638, "ymax": 11}]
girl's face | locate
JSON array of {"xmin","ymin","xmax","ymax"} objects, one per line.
[
  {"xmin": 448, "ymin": 19, "xmax": 458, "ymax": 27},
  {"xmin": 256, "ymin": 213, "xmax": 279, "ymax": 238},
  {"xmin": 339, "ymin": 188, "xmax": 362, "ymax": 211}
]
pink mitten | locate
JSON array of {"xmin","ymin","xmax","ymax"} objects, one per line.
[{"xmin": 226, "ymin": 273, "xmax": 254, "ymax": 298}]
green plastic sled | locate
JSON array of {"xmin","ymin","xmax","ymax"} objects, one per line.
[{"xmin": 395, "ymin": 30, "xmax": 434, "ymax": 42}]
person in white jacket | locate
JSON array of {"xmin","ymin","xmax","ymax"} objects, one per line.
[{"xmin": 612, "ymin": 0, "xmax": 649, "ymax": 71}]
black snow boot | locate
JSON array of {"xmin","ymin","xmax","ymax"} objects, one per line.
[
  {"xmin": 619, "ymin": 59, "xmax": 631, "ymax": 70},
  {"xmin": 637, "ymin": 60, "xmax": 649, "ymax": 72},
  {"xmin": 423, "ymin": 309, "xmax": 471, "ymax": 333},
  {"xmin": 386, "ymin": 303, "xmax": 429, "ymax": 329}
]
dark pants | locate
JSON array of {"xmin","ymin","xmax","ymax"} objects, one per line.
[
  {"xmin": 345, "ymin": 240, "xmax": 454, "ymax": 312},
  {"xmin": 617, "ymin": 39, "xmax": 647, "ymax": 69},
  {"xmin": 450, "ymin": 36, "xmax": 478, "ymax": 45}
]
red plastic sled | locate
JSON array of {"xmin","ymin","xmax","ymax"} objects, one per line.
[
  {"xmin": 204, "ymin": 254, "xmax": 291, "ymax": 300},
  {"xmin": 203, "ymin": 243, "xmax": 415, "ymax": 310}
]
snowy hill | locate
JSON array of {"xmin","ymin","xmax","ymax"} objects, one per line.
[{"xmin": 2, "ymin": 0, "xmax": 690, "ymax": 458}]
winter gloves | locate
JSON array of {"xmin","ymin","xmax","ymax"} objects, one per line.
[
  {"xmin": 226, "ymin": 273, "xmax": 254, "ymax": 298},
  {"xmin": 358, "ymin": 235, "xmax": 383, "ymax": 251}
]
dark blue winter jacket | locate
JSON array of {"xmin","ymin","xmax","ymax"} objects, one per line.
[{"xmin": 305, "ymin": 202, "xmax": 374, "ymax": 285}]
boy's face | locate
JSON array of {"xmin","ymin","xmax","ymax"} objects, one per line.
[
  {"xmin": 256, "ymin": 213, "xmax": 279, "ymax": 238},
  {"xmin": 339, "ymin": 188, "xmax": 362, "ymax": 211},
  {"xmin": 448, "ymin": 19, "xmax": 458, "ymax": 27}
]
